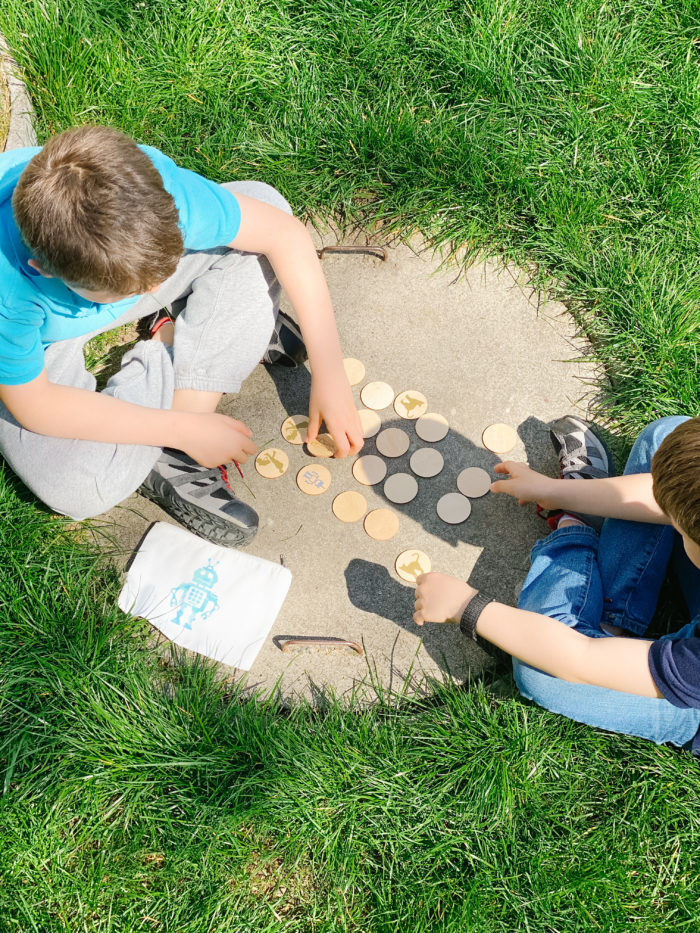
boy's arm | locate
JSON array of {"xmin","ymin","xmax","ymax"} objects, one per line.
[
  {"xmin": 226, "ymin": 192, "xmax": 363, "ymax": 458},
  {"xmin": 491, "ymin": 461, "xmax": 670, "ymax": 524},
  {"xmin": 0, "ymin": 370, "xmax": 257, "ymax": 467},
  {"xmin": 414, "ymin": 573, "xmax": 663, "ymax": 697}
]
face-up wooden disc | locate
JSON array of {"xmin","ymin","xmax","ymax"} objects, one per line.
[
  {"xmin": 482, "ymin": 422, "xmax": 518, "ymax": 454},
  {"xmin": 281, "ymin": 414, "xmax": 309, "ymax": 445},
  {"xmin": 352, "ymin": 455, "xmax": 387, "ymax": 486},
  {"xmin": 376, "ymin": 427, "xmax": 410, "ymax": 458},
  {"xmin": 332, "ymin": 490, "xmax": 367, "ymax": 523},
  {"xmin": 384, "ymin": 472, "xmax": 418, "ymax": 504},
  {"xmin": 394, "ymin": 389, "xmax": 428, "ymax": 420},
  {"xmin": 296, "ymin": 464, "xmax": 332, "ymax": 496},
  {"xmin": 306, "ymin": 433, "xmax": 336, "ymax": 458},
  {"xmin": 358, "ymin": 408, "xmax": 381, "ymax": 438},
  {"xmin": 364, "ymin": 508, "xmax": 400, "ymax": 541},
  {"xmin": 255, "ymin": 447, "xmax": 289, "ymax": 479},
  {"xmin": 360, "ymin": 381, "xmax": 395, "ymax": 411},
  {"xmin": 415, "ymin": 412, "xmax": 449, "ymax": 443},
  {"xmin": 343, "ymin": 357, "xmax": 366, "ymax": 386},
  {"xmin": 395, "ymin": 549, "xmax": 431, "ymax": 583},
  {"xmin": 457, "ymin": 467, "xmax": 491, "ymax": 498},
  {"xmin": 409, "ymin": 447, "xmax": 444, "ymax": 478},
  {"xmin": 436, "ymin": 492, "xmax": 471, "ymax": 524}
]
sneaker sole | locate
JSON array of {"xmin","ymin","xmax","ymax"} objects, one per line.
[{"xmin": 140, "ymin": 473, "xmax": 257, "ymax": 549}]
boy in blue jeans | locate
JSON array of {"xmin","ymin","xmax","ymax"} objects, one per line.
[
  {"xmin": 0, "ymin": 126, "xmax": 362, "ymax": 545},
  {"xmin": 415, "ymin": 416, "xmax": 700, "ymax": 754}
]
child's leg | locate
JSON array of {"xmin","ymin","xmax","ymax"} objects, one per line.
[
  {"xmin": 514, "ymin": 520, "xmax": 700, "ymax": 749},
  {"xmin": 0, "ymin": 336, "xmax": 174, "ymax": 519},
  {"xmin": 597, "ymin": 416, "xmax": 689, "ymax": 635},
  {"xmin": 170, "ymin": 181, "xmax": 292, "ymax": 401}
]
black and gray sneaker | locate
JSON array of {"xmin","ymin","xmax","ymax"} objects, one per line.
[
  {"xmin": 549, "ymin": 416, "xmax": 614, "ymax": 481},
  {"xmin": 139, "ymin": 448, "xmax": 258, "ymax": 548},
  {"xmin": 546, "ymin": 416, "xmax": 616, "ymax": 531},
  {"xmin": 262, "ymin": 310, "xmax": 308, "ymax": 368}
]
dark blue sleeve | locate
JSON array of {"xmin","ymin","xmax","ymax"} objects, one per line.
[{"xmin": 648, "ymin": 624, "xmax": 700, "ymax": 709}]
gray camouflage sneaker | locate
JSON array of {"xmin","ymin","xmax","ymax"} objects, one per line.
[
  {"xmin": 139, "ymin": 448, "xmax": 258, "ymax": 548},
  {"xmin": 544, "ymin": 416, "xmax": 616, "ymax": 532},
  {"xmin": 262, "ymin": 310, "xmax": 308, "ymax": 368},
  {"xmin": 549, "ymin": 416, "xmax": 614, "ymax": 481}
]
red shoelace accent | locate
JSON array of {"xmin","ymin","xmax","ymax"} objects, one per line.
[{"xmin": 218, "ymin": 465, "xmax": 233, "ymax": 491}]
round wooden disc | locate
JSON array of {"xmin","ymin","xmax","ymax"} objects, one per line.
[
  {"xmin": 415, "ymin": 412, "xmax": 449, "ymax": 443},
  {"xmin": 343, "ymin": 357, "xmax": 366, "ymax": 386},
  {"xmin": 376, "ymin": 427, "xmax": 410, "ymax": 458},
  {"xmin": 360, "ymin": 381, "xmax": 395, "ymax": 411},
  {"xmin": 410, "ymin": 447, "xmax": 444, "ymax": 478},
  {"xmin": 352, "ymin": 455, "xmax": 387, "ymax": 486},
  {"xmin": 332, "ymin": 490, "xmax": 367, "ymax": 523},
  {"xmin": 296, "ymin": 464, "xmax": 332, "ymax": 496},
  {"xmin": 255, "ymin": 447, "xmax": 289, "ymax": 479},
  {"xmin": 394, "ymin": 389, "xmax": 428, "ymax": 420},
  {"xmin": 364, "ymin": 508, "xmax": 400, "ymax": 541},
  {"xmin": 482, "ymin": 422, "xmax": 518, "ymax": 454},
  {"xmin": 306, "ymin": 433, "xmax": 336, "ymax": 458},
  {"xmin": 281, "ymin": 414, "xmax": 309, "ymax": 445},
  {"xmin": 384, "ymin": 472, "xmax": 418, "ymax": 504},
  {"xmin": 456, "ymin": 467, "xmax": 492, "ymax": 498},
  {"xmin": 436, "ymin": 492, "xmax": 472, "ymax": 524},
  {"xmin": 358, "ymin": 408, "xmax": 381, "ymax": 438},
  {"xmin": 395, "ymin": 549, "xmax": 432, "ymax": 583}
]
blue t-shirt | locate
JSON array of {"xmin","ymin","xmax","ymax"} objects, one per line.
[
  {"xmin": 648, "ymin": 623, "xmax": 700, "ymax": 752},
  {"xmin": 0, "ymin": 145, "xmax": 242, "ymax": 385}
]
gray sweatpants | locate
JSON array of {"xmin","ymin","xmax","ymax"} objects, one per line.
[{"xmin": 0, "ymin": 181, "xmax": 291, "ymax": 519}]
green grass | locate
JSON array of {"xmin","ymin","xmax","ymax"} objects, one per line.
[
  {"xmin": 1, "ymin": 459, "xmax": 699, "ymax": 931},
  {"xmin": 1, "ymin": 1, "xmax": 700, "ymax": 929}
]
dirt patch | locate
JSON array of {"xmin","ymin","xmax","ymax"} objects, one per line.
[{"xmin": 0, "ymin": 65, "xmax": 9, "ymax": 151}]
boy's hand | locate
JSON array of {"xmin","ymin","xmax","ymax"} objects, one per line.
[
  {"xmin": 307, "ymin": 367, "xmax": 364, "ymax": 458},
  {"xmin": 180, "ymin": 412, "xmax": 258, "ymax": 468},
  {"xmin": 413, "ymin": 573, "xmax": 478, "ymax": 626},
  {"xmin": 491, "ymin": 461, "xmax": 559, "ymax": 508}
]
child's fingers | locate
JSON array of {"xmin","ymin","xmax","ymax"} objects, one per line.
[
  {"xmin": 493, "ymin": 462, "xmax": 510, "ymax": 475},
  {"xmin": 413, "ymin": 612, "xmax": 424, "ymax": 626},
  {"xmin": 331, "ymin": 429, "xmax": 350, "ymax": 459},
  {"xmin": 305, "ymin": 410, "xmax": 322, "ymax": 443}
]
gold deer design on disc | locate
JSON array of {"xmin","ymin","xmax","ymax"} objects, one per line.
[{"xmin": 394, "ymin": 390, "xmax": 428, "ymax": 420}]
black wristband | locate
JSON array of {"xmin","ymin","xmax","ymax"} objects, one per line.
[{"xmin": 459, "ymin": 591, "xmax": 496, "ymax": 647}]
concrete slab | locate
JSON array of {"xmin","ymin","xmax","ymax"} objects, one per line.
[{"xmin": 103, "ymin": 228, "xmax": 597, "ymax": 700}]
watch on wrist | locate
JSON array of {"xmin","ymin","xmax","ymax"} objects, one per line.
[{"xmin": 459, "ymin": 591, "xmax": 496, "ymax": 652}]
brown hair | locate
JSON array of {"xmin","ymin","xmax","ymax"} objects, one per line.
[
  {"xmin": 12, "ymin": 125, "xmax": 183, "ymax": 294},
  {"xmin": 652, "ymin": 417, "xmax": 700, "ymax": 544}
]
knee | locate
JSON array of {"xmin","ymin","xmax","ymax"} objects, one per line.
[{"xmin": 630, "ymin": 416, "xmax": 690, "ymax": 471}]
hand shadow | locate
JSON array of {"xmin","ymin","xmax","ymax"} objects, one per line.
[
  {"xmin": 266, "ymin": 366, "xmax": 580, "ymax": 679},
  {"xmin": 345, "ymin": 557, "xmax": 499, "ymax": 679}
]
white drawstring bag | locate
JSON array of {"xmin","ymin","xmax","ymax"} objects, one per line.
[{"xmin": 118, "ymin": 522, "xmax": 292, "ymax": 670}]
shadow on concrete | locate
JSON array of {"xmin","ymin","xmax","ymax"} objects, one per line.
[{"xmin": 267, "ymin": 365, "xmax": 560, "ymax": 679}]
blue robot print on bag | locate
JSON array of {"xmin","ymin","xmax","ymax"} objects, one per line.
[{"xmin": 170, "ymin": 560, "xmax": 220, "ymax": 630}]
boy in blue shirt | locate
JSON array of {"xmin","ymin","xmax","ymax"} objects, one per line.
[{"xmin": 0, "ymin": 125, "xmax": 362, "ymax": 545}]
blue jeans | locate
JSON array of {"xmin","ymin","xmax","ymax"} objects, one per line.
[{"xmin": 514, "ymin": 416, "xmax": 700, "ymax": 749}]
